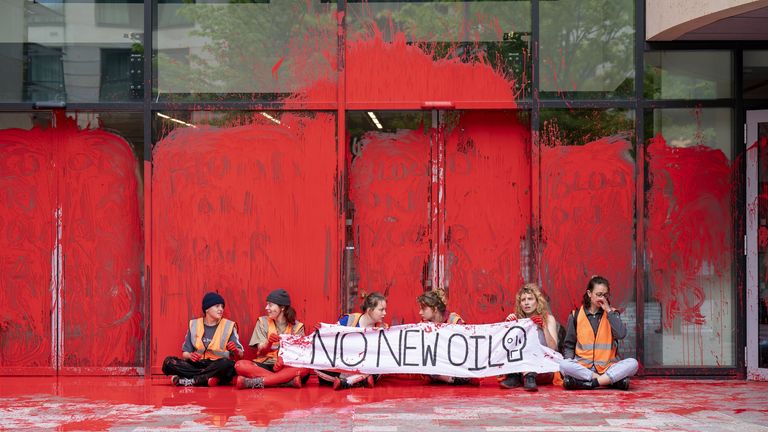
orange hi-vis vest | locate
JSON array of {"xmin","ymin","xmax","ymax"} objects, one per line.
[
  {"xmin": 254, "ymin": 316, "xmax": 295, "ymax": 363},
  {"xmin": 445, "ymin": 312, "xmax": 463, "ymax": 324},
  {"xmin": 574, "ymin": 306, "xmax": 619, "ymax": 374},
  {"xmin": 345, "ymin": 313, "xmax": 387, "ymax": 328},
  {"xmin": 190, "ymin": 318, "xmax": 236, "ymax": 360}
]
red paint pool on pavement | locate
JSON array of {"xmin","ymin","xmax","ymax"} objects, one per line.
[{"xmin": 1, "ymin": 376, "xmax": 766, "ymax": 430}]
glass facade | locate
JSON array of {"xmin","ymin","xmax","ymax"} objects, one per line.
[
  {"xmin": 645, "ymin": 51, "xmax": 732, "ymax": 100},
  {"xmin": 1, "ymin": 0, "xmax": 765, "ymax": 376},
  {"xmin": 644, "ymin": 108, "xmax": 736, "ymax": 367},
  {"xmin": 155, "ymin": 0, "xmax": 336, "ymax": 102},
  {"xmin": 539, "ymin": 0, "xmax": 635, "ymax": 99},
  {"xmin": 0, "ymin": 0, "xmax": 144, "ymax": 102}
]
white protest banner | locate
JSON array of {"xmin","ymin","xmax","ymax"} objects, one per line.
[{"xmin": 279, "ymin": 320, "xmax": 562, "ymax": 378}]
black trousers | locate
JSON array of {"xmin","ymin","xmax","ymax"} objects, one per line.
[{"xmin": 162, "ymin": 356, "xmax": 236, "ymax": 385}]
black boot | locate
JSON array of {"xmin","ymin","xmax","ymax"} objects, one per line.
[
  {"xmin": 611, "ymin": 377, "xmax": 630, "ymax": 390},
  {"xmin": 452, "ymin": 377, "xmax": 481, "ymax": 386},
  {"xmin": 523, "ymin": 373, "xmax": 538, "ymax": 391},
  {"xmin": 499, "ymin": 373, "xmax": 521, "ymax": 389},
  {"xmin": 333, "ymin": 377, "xmax": 352, "ymax": 391},
  {"xmin": 562, "ymin": 375, "xmax": 598, "ymax": 390}
]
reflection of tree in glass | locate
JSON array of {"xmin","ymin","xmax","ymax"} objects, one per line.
[
  {"xmin": 539, "ymin": 0, "xmax": 634, "ymax": 98},
  {"xmin": 156, "ymin": 0, "xmax": 335, "ymax": 100},
  {"xmin": 540, "ymin": 109, "xmax": 634, "ymax": 148}
]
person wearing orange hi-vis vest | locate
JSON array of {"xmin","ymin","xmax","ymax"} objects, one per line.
[
  {"xmin": 235, "ymin": 288, "xmax": 310, "ymax": 389},
  {"xmin": 316, "ymin": 292, "xmax": 388, "ymax": 390},
  {"xmin": 417, "ymin": 289, "xmax": 480, "ymax": 387},
  {"xmin": 162, "ymin": 292, "xmax": 244, "ymax": 387},
  {"xmin": 560, "ymin": 276, "xmax": 638, "ymax": 390}
]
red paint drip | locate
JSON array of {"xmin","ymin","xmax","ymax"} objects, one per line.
[
  {"xmin": 151, "ymin": 114, "xmax": 339, "ymax": 368},
  {"xmin": 540, "ymin": 136, "xmax": 635, "ymax": 322},
  {"xmin": 646, "ymin": 134, "xmax": 732, "ymax": 328}
]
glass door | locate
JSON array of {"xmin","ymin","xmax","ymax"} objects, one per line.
[
  {"xmin": 344, "ymin": 110, "xmax": 532, "ymax": 325},
  {"xmin": 747, "ymin": 109, "xmax": 768, "ymax": 380}
]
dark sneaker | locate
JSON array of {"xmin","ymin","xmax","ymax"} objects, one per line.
[
  {"xmin": 280, "ymin": 376, "xmax": 302, "ymax": 389},
  {"xmin": 207, "ymin": 377, "xmax": 220, "ymax": 387},
  {"xmin": 523, "ymin": 373, "xmax": 538, "ymax": 392},
  {"xmin": 333, "ymin": 377, "xmax": 352, "ymax": 391},
  {"xmin": 562, "ymin": 375, "xmax": 598, "ymax": 390},
  {"xmin": 451, "ymin": 377, "xmax": 481, "ymax": 386},
  {"xmin": 363, "ymin": 375, "xmax": 375, "ymax": 388},
  {"xmin": 236, "ymin": 376, "xmax": 264, "ymax": 389},
  {"xmin": 499, "ymin": 373, "xmax": 521, "ymax": 389},
  {"xmin": 171, "ymin": 376, "xmax": 196, "ymax": 387},
  {"xmin": 611, "ymin": 377, "xmax": 630, "ymax": 390}
]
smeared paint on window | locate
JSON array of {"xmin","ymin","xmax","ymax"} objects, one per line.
[
  {"xmin": 0, "ymin": 118, "xmax": 143, "ymax": 371},
  {"xmin": 151, "ymin": 113, "xmax": 339, "ymax": 370},
  {"xmin": 540, "ymin": 135, "xmax": 635, "ymax": 323},
  {"xmin": 348, "ymin": 128, "xmax": 431, "ymax": 325},
  {"xmin": 443, "ymin": 111, "xmax": 531, "ymax": 322}
]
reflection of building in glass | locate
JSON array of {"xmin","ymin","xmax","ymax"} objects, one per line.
[{"xmin": 1, "ymin": 0, "xmax": 145, "ymax": 102}]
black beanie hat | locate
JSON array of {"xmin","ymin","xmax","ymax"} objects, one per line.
[
  {"xmin": 266, "ymin": 288, "xmax": 291, "ymax": 307},
  {"xmin": 202, "ymin": 292, "xmax": 225, "ymax": 313}
]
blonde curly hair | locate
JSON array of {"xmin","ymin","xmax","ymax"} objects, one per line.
[{"xmin": 514, "ymin": 283, "xmax": 549, "ymax": 324}]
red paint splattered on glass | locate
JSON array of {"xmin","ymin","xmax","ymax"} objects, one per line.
[
  {"xmin": 0, "ymin": 119, "xmax": 143, "ymax": 370},
  {"xmin": 540, "ymin": 135, "xmax": 635, "ymax": 322},
  {"xmin": 345, "ymin": 27, "xmax": 516, "ymax": 105},
  {"xmin": 151, "ymin": 113, "xmax": 339, "ymax": 370},
  {"xmin": 0, "ymin": 126, "xmax": 57, "ymax": 370},
  {"xmin": 59, "ymin": 120, "xmax": 144, "ymax": 368},
  {"xmin": 443, "ymin": 111, "xmax": 531, "ymax": 323},
  {"xmin": 348, "ymin": 129, "xmax": 431, "ymax": 325},
  {"xmin": 646, "ymin": 134, "xmax": 732, "ymax": 329}
]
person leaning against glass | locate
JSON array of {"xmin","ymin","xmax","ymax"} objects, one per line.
[
  {"xmin": 560, "ymin": 276, "xmax": 638, "ymax": 390},
  {"xmin": 162, "ymin": 291, "xmax": 244, "ymax": 387},
  {"xmin": 234, "ymin": 288, "xmax": 310, "ymax": 389},
  {"xmin": 418, "ymin": 289, "xmax": 480, "ymax": 386},
  {"xmin": 316, "ymin": 292, "xmax": 389, "ymax": 390},
  {"xmin": 500, "ymin": 283, "xmax": 558, "ymax": 391}
]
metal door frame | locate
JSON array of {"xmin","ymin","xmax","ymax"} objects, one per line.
[{"xmin": 746, "ymin": 109, "xmax": 768, "ymax": 381}]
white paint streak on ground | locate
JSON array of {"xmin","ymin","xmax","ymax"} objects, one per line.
[
  {"xmin": 0, "ymin": 397, "xmax": 205, "ymax": 430},
  {"xmin": 352, "ymin": 426, "xmax": 399, "ymax": 432}
]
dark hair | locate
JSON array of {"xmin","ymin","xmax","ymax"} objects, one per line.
[
  {"xmin": 582, "ymin": 275, "xmax": 610, "ymax": 308},
  {"xmin": 281, "ymin": 305, "xmax": 297, "ymax": 325},
  {"xmin": 361, "ymin": 292, "xmax": 386, "ymax": 313},
  {"xmin": 417, "ymin": 289, "xmax": 447, "ymax": 314}
]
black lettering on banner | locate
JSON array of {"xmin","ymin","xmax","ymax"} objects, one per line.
[
  {"xmin": 447, "ymin": 334, "xmax": 469, "ymax": 366},
  {"xmin": 312, "ymin": 331, "xmax": 340, "ymax": 367},
  {"xmin": 421, "ymin": 331, "xmax": 439, "ymax": 366},
  {"xmin": 487, "ymin": 335, "xmax": 504, "ymax": 368},
  {"xmin": 468, "ymin": 335, "xmax": 487, "ymax": 371},
  {"xmin": 340, "ymin": 332, "xmax": 367, "ymax": 367},
  {"xmin": 402, "ymin": 329, "xmax": 420, "ymax": 366},
  {"xmin": 502, "ymin": 326, "xmax": 527, "ymax": 362},
  {"xmin": 377, "ymin": 329, "xmax": 403, "ymax": 367}
]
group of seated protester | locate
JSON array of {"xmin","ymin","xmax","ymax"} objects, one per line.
[{"xmin": 162, "ymin": 276, "xmax": 638, "ymax": 391}]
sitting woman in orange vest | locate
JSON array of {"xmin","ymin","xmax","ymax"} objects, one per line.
[
  {"xmin": 418, "ymin": 289, "xmax": 480, "ymax": 386},
  {"xmin": 500, "ymin": 283, "xmax": 558, "ymax": 391},
  {"xmin": 560, "ymin": 275, "xmax": 638, "ymax": 390},
  {"xmin": 316, "ymin": 292, "xmax": 388, "ymax": 390},
  {"xmin": 162, "ymin": 291, "xmax": 244, "ymax": 386},
  {"xmin": 234, "ymin": 288, "xmax": 310, "ymax": 389}
]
